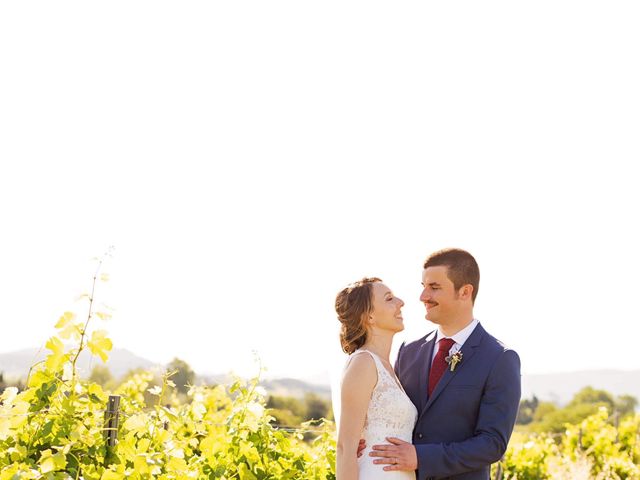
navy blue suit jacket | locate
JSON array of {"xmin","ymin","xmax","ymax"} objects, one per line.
[{"xmin": 394, "ymin": 323, "xmax": 521, "ymax": 480}]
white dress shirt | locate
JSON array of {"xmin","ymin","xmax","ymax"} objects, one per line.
[{"xmin": 432, "ymin": 318, "xmax": 480, "ymax": 362}]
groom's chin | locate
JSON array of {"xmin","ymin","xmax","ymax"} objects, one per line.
[{"xmin": 425, "ymin": 314, "xmax": 439, "ymax": 325}]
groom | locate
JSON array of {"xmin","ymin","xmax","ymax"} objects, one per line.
[{"xmin": 364, "ymin": 248, "xmax": 521, "ymax": 479}]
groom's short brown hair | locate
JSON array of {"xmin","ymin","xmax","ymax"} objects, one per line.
[{"xmin": 424, "ymin": 248, "xmax": 480, "ymax": 303}]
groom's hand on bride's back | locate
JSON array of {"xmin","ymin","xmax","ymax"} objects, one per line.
[{"xmin": 357, "ymin": 439, "xmax": 366, "ymax": 457}]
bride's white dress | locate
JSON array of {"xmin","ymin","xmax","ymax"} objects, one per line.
[{"xmin": 349, "ymin": 349, "xmax": 418, "ymax": 479}]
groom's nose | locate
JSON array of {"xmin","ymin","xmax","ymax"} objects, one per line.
[{"xmin": 419, "ymin": 289, "xmax": 429, "ymax": 303}]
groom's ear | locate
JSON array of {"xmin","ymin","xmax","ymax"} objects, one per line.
[{"xmin": 459, "ymin": 284, "xmax": 473, "ymax": 301}]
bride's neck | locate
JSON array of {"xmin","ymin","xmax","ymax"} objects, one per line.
[{"xmin": 362, "ymin": 332, "xmax": 393, "ymax": 363}]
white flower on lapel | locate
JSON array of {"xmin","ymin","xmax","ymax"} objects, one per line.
[{"xmin": 445, "ymin": 351, "xmax": 463, "ymax": 372}]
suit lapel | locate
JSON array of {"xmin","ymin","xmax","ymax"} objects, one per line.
[
  {"xmin": 421, "ymin": 323, "xmax": 486, "ymax": 415},
  {"xmin": 417, "ymin": 332, "xmax": 437, "ymax": 411}
]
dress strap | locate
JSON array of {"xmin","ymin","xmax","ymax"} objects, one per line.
[
  {"xmin": 357, "ymin": 349, "xmax": 406, "ymax": 392},
  {"xmin": 344, "ymin": 349, "xmax": 380, "ymax": 382},
  {"xmin": 348, "ymin": 349, "xmax": 384, "ymax": 375},
  {"xmin": 346, "ymin": 349, "xmax": 376, "ymax": 367}
]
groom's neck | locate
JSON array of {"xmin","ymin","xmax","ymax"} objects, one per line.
[{"xmin": 439, "ymin": 313, "xmax": 474, "ymax": 337}]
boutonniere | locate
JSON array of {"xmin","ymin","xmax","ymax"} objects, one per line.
[{"xmin": 445, "ymin": 351, "xmax": 463, "ymax": 372}]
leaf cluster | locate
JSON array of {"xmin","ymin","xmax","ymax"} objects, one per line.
[{"xmin": 497, "ymin": 408, "xmax": 640, "ymax": 479}]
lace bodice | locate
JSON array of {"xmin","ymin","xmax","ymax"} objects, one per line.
[{"xmin": 347, "ymin": 349, "xmax": 418, "ymax": 479}]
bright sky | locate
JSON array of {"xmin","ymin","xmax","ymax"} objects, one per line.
[{"xmin": 1, "ymin": 1, "xmax": 638, "ymax": 384}]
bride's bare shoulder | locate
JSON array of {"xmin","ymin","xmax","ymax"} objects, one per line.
[{"xmin": 341, "ymin": 351, "xmax": 377, "ymax": 391}]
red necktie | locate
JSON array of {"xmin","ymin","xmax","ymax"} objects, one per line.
[{"xmin": 428, "ymin": 338, "xmax": 456, "ymax": 396}]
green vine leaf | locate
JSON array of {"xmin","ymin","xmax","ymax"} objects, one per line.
[
  {"xmin": 44, "ymin": 336, "xmax": 67, "ymax": 372},
  {"xmin": 87, "ymin": 330, "xmax": 113, "ymax": 362}
]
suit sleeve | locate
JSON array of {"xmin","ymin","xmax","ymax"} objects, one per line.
[{"xmin": 416, "ymin": 349, "xmax": 521, "ymax": 479}]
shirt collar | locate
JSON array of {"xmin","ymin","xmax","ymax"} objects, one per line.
[{"xmin": 435, "ymin": 318, "xmax": 479, "ymax": 348}]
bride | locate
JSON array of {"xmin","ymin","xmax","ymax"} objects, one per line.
[{"xmin": 335, "ymin": 277, "xmax": 417, "ymax": 480}]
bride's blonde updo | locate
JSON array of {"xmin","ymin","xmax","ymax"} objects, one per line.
[{"xmin": 335, "ymin": 277, "xmax": 381, "ymax": 354}]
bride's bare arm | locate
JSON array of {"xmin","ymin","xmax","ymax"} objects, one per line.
[{"xmin": 336, "ymin": 353, "xmax": 377, "ymax": 480}]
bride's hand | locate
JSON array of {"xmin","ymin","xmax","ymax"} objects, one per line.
[
  {"xmin": 370, "ymin": 437, "xmax": 417, "ymax": 471},
  {"xmin": 356, "ymin": 439, "xmax": 366, "ymax": 458}
]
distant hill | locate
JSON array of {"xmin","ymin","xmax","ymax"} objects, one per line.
[
  {"xmin": 260, "ymin": 377, "xmax": 331, "ymax": 399},
  {"xmin": 0, "ymin": 347, "xmax": 159, "ymax": 380},
  {"xmin": 196, "ymin": 374, "xmax": 331, "ymax": 400},
  {"xmin": 249, "ymin": 371, "xmax": 640, "ymax": 405},
  {"xmin": 0, "ymin": 348, "xmax": 331, "ymax": 400},
  {"xmin": 3, "ymin": 347, "xmax": 638, "ymax": 405},
  {"xmin": 522, "ymin": 370, "xmax": 640, "ymax": 405},
  {"xmin": 199, "ymin": 371, "xmax": 640, "ymax": 404}
]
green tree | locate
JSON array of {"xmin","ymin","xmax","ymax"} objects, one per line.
[
  {"xmin": 528, "ymin": 388, "xmax": 625, "ymax": 434},
  {"xmin": 517, "ymin": 395, "xmax": 539, "ymax": 425},
  {"xmin": 269, "ymin": 407, "xmax": 303, "ymax": 428},
  {"xmin": 304, "ymin": 393, "xmax": 332, "ymax": 421},
  {"xmin": 534, "ymin": 403, "xmax": 600, "ymax": 434},
  {"xmin": 267, "ymin": 395, "xmax": 306, "ymax": 417},
  {"xmin": 88, "ymin": 364, "xmax": 114, "ymax": 388},
  {"xmin": 532, "ymin": 401, "xmax": 557, "ymax": 423},
  {"xmin": 166, "ymin": 357, "xmax": 196, "ymax": 394},
  {"xmin": 615, "ymin": 394, "xmax": 638, "ymax": 418},
  {"xmin": 267, "ymin": 395, "xmax": 305, "ymax": 427},
  {"xmin": 568, "ymin": 386, "xmax": 615, "ymax": 411}
]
